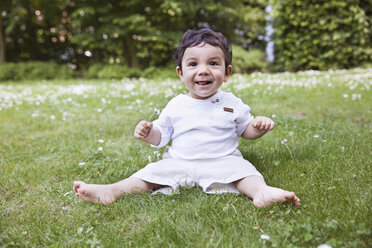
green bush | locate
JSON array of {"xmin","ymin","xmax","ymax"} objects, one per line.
[
  {"xmin": 84, "ymin": 64, "xmax": 177, "ymax": 80},
  {"xmin": 84, "ymin": 63, "xmax": 104, "ymax": 78},
  {"xmin": 0, "ymin": 63, "xmax": 17, "ymax": 81},
  {"xmin": 94, "ymin": 64, "xmax": 141, "ymax": 79},
  {"xmin": 0, "ymin": 62, "xmax": 75, "ymax": 81},
  {"xmin": 232, "ymin": 45, "xmax": 268, "ymax": 73},
  {"xmin": 142, "ymin": 66, "xmax": 178, "ymax": 79},
  {"xmin": 272, "ymin": 0, "xmax": 372, "ymax": 71}
]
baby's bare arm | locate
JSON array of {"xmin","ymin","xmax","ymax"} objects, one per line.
[
  {"xmin": 134, "ymin": 120, "xmax": 161, "ymax": 146},
  {"xmin": 241, "ymin": 116, "xmax": 275, "ymax": 140}
]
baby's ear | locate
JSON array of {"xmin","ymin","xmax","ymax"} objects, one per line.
[
  {"xmin": 176, "ymin": 66, "xmax": 183, "ymax": 77},
  {"xmin": 224, "ymin": 65, "xmax": 233, "ymax": 81}
]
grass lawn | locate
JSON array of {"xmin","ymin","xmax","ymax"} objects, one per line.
[{"xmin": 0, "ymin": 68, "xmax": 371, "ymax": 247}]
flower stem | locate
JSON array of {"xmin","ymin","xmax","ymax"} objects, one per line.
[
  {"xmin": 284, "ymin": 143, "xmax": 294, "ymax": 159},
  {"xmin": 147, "ymin": 111, "xmax": 156, "ymax": 122}
]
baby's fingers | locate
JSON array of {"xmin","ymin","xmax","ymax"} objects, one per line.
[
  {"xmin": 253, "ymin": 118, "xmax": 274, "ymax": 131},
  {"xmin": 134, "ymin": 131, "xmax": 143, "ymax": 139},
  {"xmin": 134, "ymin": 121, "xmax": 151, "ymax": 139},
  {"xmin": 146, "ymin": 122, "xmax": 153, "ymax": 129},
  {"xmin": 134, "ymin": 128, "xmax": 147, "ymax": 139}
]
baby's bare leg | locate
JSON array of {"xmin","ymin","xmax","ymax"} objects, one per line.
[
  {"xmin": 235, "ymin": 176, "xmax": 300, "ymax": 208},
  {"xmin": 73, "ymin": 177, "xmax": 157, "ymax": 205}
]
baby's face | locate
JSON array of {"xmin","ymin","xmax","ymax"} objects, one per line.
[{"xmin": 177, "ymin": 43, "xmax": 232, "ymax": 100}]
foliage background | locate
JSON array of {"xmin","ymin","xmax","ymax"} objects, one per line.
[
  {"xmin": 0, "ymin": 0, "xmax": 268, "ymax": 69},
  {"xmin": 271, "ymin": 0, "xmax": 372, "ymax": 71},
  {"xmin": 1, "ymin": 0, "xmax": 371, "ymax": 76}
]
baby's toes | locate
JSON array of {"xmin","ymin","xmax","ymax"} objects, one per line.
[{"xmin": 73, "ymin": 181, "xmax": 82, "ymax": 192}]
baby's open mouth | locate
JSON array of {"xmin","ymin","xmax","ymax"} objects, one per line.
[{"xmin": 196, "ymin": 81, "xmax": 212, "ymax": 85}]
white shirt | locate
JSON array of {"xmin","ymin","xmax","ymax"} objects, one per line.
[{"xmin": 152, "ymin": 91, "xmax": 254, "ymax": 160}]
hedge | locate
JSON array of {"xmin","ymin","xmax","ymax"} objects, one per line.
[
  {"xmin": 0, "ymin": 62, "xmax": 75, "ymax": 81},
  {"xmin": 0, "ymin": 62, "xmax": 179, "ymax": 81},
  {"xmin": 271, "ymin": 0, "xmax": 372, "ymax": 71},
  {"xmin": 232, "ymin": 45, "xmax": 268, "ymax": 73},
  {"xmin": 84, "ymin": 64, "xmax": 178, "ymax": 80}
]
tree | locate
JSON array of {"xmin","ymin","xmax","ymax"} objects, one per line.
[
  {"xmin": 0, "ymin": 0, "xmax": 70, "ymax": 63},
  {"xmin": 1, "ymin": 0, "xmax": 269, "ymax": 68},
  {"xmin": 67, "ymin": 0, "xmax": 152, "ymax": 68},
  {"xmin": 0, "ymin": 13, "xmax": 5, "ymax": 63},
  {"xmin": 53, "ymin": 0, "xmax": 269, "ymax": 68},
  {"xmin": 0, "ymin": 0, "xmax": 12, "ymax": 63}
]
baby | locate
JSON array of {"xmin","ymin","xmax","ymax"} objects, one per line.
[{"xmin": 74, "ymin": 28, "xmax": 300, "ymax": 208}]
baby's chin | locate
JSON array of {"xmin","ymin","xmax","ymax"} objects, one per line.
[{"xmin": 188, "ymin": 92, "xmax": 217, "ymax": 100}]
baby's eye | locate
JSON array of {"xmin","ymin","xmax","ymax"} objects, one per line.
[
  {"xmin": 188, "ymin": 62, "xmax": 197, "ymax": 67},
  {"xmin": 210, "ymin": 61, "xmax": 218, "ymax": 66}
]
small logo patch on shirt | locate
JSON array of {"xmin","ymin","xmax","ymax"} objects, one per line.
[{"xmin": 223, "ymin": 107, "xmax": 234, "ymax": 113}]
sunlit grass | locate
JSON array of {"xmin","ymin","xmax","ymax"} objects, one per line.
[{"xmin": 0, "ymin": 68, "xmax": 371, "ymax": 247}]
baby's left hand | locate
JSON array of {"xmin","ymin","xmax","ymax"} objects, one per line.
[{"xmin": 252, "ymin": 116, "xmax": 275, "ymax": 132}]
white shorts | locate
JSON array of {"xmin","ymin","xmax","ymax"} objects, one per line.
[{"xmin": 130, "ymin": 152, "xmax": 263, "ymax": 195}]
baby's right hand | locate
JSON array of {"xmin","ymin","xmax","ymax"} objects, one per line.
[{"xmin": 134, "ymin": 121, "xmax": 153, "ymax": 140}]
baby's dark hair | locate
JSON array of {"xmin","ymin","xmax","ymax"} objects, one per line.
[{"xmin": 174, "ymin": 28, "xmax": 232, "ymax": 71}]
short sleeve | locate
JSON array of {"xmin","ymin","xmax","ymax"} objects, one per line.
[
  {"xmin": 150, "ymin": 108, "xmax": 173, "ymax": 148},
  {"xmin": 235, "ymin": 99, "xmax": 254, "ymax": 136}
]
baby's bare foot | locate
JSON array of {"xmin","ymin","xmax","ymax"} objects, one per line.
[
  {"xmin": 73, "ymin": 181, "xmax": 119, "ymax": 205},
  {"xmin": 253, "ymin": 186, "xmax": 300, "ymax": 208}
]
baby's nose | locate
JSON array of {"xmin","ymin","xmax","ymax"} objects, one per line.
[{"xmin": 197, "ymin": 64, "xmax": 210, "ymax": 75}]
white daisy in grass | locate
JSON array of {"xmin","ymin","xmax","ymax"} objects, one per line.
[
  {"xmin": 147, "ymin": 107, "xmax": 161, "ymax": 122},
  {"xmin": 98, "ymin": 147, "xmax": 103, "ymax": 151},
  {"xmin": 260, "ymin": 234, "xmax": 270, "ymax": 240},
  {"xmin": 352, "ymin": 94, "xmax": 361, "ymax": 100},
  {"xmin": 155, "ymin": 108, "xmax": 161, "ymax": 115},
  {"xmin": 98, "ymin": 139, "xmax": 104, "ymax": 143},
  {"xmin": 32, "ymin": 111, "xmax": 39, "ymax": 118},
  {"xmin": 63, "ymin": 191, "xmax": 72, "ymax": 197},
  {"xmin": 317, "ymin": 244, "xmax": 332, "ymax": 248},
  {"xmin": 153, "ymin": 151, "xmax": 161, "ymax": 160}
]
